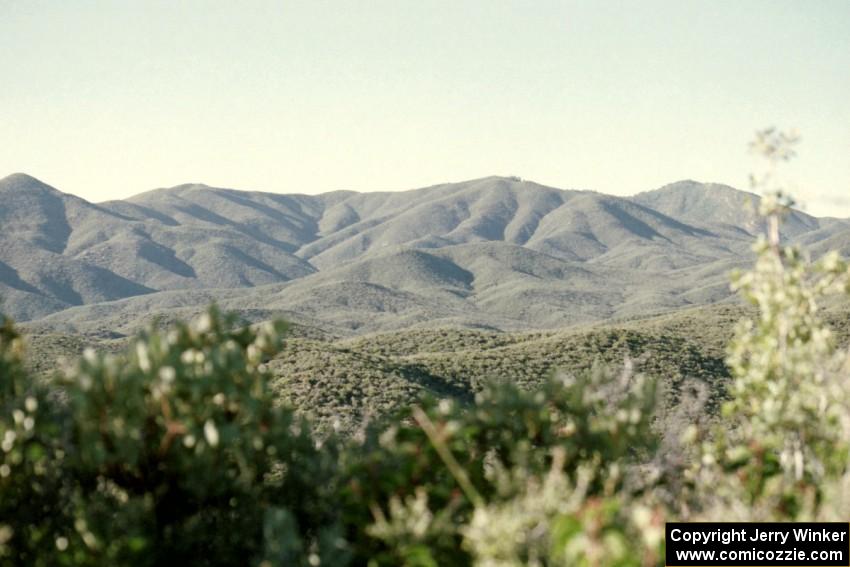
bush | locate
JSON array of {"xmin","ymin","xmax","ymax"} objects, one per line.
[
  {"xmin": 0, "ymin": 316, "xmax": 66, "ymax": 565},
  {"xmin": 688, "ymin": 129, "xmax": 850, "ymax": 521},
  {"xmin": 341, "ymin": 364, "xmax": 663, "ymax": 566},
  {"xmin": 1, "ymin": 308, "xmax": 347, "ymax": 567}
]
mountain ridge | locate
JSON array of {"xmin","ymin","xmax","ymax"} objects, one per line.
[{"xmin": 1, "ymin": 173, "xmax": 847, "ymax": 333}]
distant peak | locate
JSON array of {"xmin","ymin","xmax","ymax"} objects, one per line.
[
  {"xmin": 170, "ymin": 182, "xmax": 212, "ymax": 191},
  {"xmin": 143, "ymin": 182, "xmax": 215, "ymax": 195},
  {"xmin": 0, "ymin": 173, "xmax": 59, "ymax": 193},
  {"xmin": 637, "ymin": 179, "xmax": 752, "ymax": 198},
  {"xmin": 2, "ymin": 172, "xmax": 44, "ymax": 184},
  {"xmin": 125, "ymin": 182, "xmax": 216, "ymax": 201},
  {"xmin": 665, "ymin": 179, "xmax": 702, "ymax": 187},
  {"xmin": 482, "ymin": 175, "xmax": 526, "ymax": 183},
  {"xmin": 657, "ymin": 179, "xmax": 710, "ymax": 191}
]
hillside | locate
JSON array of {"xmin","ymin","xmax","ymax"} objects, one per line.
[
  {"xmin": 19, "ymin": 307, "xmax": 728, "ymax": 433},
  {"xmin": 20, "ymin": 301, "xmax": 849, "ymax": 435}
]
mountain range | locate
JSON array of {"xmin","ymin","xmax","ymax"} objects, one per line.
[{"xmin": 2, "ymin": 173, "xmax": 847, "ymax": 337}]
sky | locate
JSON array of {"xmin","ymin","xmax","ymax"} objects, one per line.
[{"xmin": 1, "ymin": 1, "xmax": 849, "ymax": 216}]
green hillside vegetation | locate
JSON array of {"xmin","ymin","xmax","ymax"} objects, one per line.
[
  {"xmin": 271, "ymin": 326, "xmax": 730, "ymax": 435},
  {"xmin": 23, "ymin": 301, "xmax": 849, "ymax": 437},
  {"xmin": 22, "ymin": 312, "xmax": 731, "ymax": 436}
]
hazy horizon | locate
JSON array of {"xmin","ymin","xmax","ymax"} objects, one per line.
[
  {"xmin": 5, "ymin": 172, "xmax": 847, "ymax": 224},
  {"xmin": 2, "ymin": 1, "xmax": 849, "ymax": 215}
]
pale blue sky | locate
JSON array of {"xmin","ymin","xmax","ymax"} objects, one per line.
[{"xmin": 2, "ymin": 1, "xmax": 848, "ymax": 215}]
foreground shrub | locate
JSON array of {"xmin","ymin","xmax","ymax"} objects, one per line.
[
  {"xmin": 347, "ymin": 364, "xmax": 664, "ymax": 566},
  {"xmin": 690, "ymin": 129, "xmax": 850, "ymax": 521},
  {"xmin": 0, "ymin": 317, "xmax": 66, "ymax": 565},
  {"xmin": 1, "ymin": 308, "xmax": 348, "ymax": 567}
]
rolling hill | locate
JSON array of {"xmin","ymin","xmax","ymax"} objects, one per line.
[{"xmin": 22, "ymin": 301, "xmax": 850, "ymax": 434}]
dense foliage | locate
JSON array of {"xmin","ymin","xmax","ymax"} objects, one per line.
[
  {"xmin": 2, "ymin": 129, "xmax": 850, "ymax": 565},
  {"xmin": 269, "ymin": 326, "xmax": 729, "ymax": 434},
  {"xmin": 1, "ymin": 311, "xmax": 346, "ymax": 566}
]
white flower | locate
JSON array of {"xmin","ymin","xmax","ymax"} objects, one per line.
[
  {"xmin": 204, "ymin": 420, "xmax": 220, "ymax": 448},
  {"xmin": 196, "ymin": 313, "xmax": 213, "ymax": 333},
  {"xmin": 136, "ymin": 342, "xmax": 151, "ymax": 372},
  {"xmin": 158, "ymin": 366, "xmax": 176, "ymax": 384}
]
